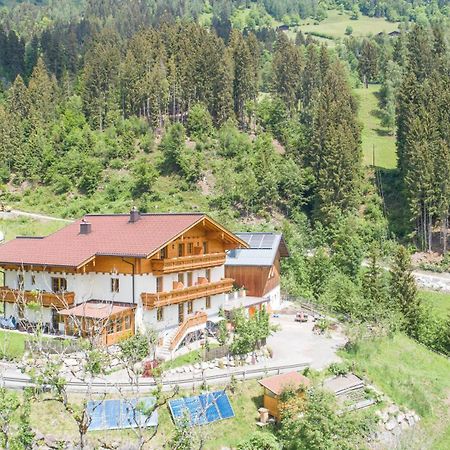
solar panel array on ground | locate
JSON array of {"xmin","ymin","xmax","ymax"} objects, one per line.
[
  {"xmin": 169, "ymin": 391, "xmax": 235, "ymax": 427},
  {"xmin": 87, "ymin": 398, "xmax": 158, "ymax": 431}
]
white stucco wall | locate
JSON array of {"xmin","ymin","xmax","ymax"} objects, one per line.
[
  {"xmin": 2, "ymin": 264, "xmax": 229, "ymax": 335},
  {"xmin": 265, "ymin": 284, "xmax": 281, "ymax": 310}
]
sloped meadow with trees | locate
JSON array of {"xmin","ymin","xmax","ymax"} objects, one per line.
[{"xmin": 0, "ymin": 0, "xmax": 449, "ymax": 449}]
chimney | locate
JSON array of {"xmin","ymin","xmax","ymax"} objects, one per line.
[
  {"xmin": 80, "ymin": 219, "xmax": 92, "ymax": 235},
  {"xmin": 129, "ymin": 206, "xmax": 140, "ymax": 223}
]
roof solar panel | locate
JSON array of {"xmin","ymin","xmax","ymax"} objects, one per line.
[{"xmin": 169, "ymin": 391, "xmax": 235, "ymax": 427}]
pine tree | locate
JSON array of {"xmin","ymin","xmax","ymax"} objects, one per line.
[
  {"xmin": 390, "ymin": 246, "xmax": 422, "ymax": 338},
  {"xmin": 271, "ymin": 31, "xmax": 303, "ymax": 114},
  {"xmin": 307, "ymin": 57, "xmax": 362, "ymax": 225},
  {"xmin": 82, "ymin": 30, "xmax": 121, "ymax": 130},
  {"xmin": 28, "ymin": 57, "xmax": 57, "ymax": 125},
  {"xmin": 229, "ymin": 30, "xmax": 257, "ymax": 127},
  {"xmin": 363, "ymin": 245, "xmax": 388, "ymax": 318}
]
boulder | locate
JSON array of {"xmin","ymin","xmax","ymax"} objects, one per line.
[
  {"xmin": 387, "ymin": 404, "xmax": 399, "ymax": 415},
  {"xmin": 396, "ymin": 413, "xmax": 405, "ymax": 423},
  {"xmin": 385, "ymin": 418, "xmax": 397, "ymax": 431}
]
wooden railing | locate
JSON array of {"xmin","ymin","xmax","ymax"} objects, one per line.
[
  {"xmin": 151, "ymin": 252, "xmax": 226, "ymax": 275},
  {"xmin": 0, "ymin": 287, "xmax": 75, "ymax": 309},
  {"xmin": 141, "ymin": 278, "xmax": 234, "ymax": 309},
  {"xmin": 169, "ymin": 311, "xmax": 207, "ymax": 351}
]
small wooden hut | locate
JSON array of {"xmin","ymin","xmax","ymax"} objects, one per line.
[{"xmin": 259, "ymin": 371, "xmax": 310, "ymax": 421}]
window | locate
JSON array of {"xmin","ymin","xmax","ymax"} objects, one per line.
[
  {"xmin": 205, "ymin": 269, "xmax": 211, "ymax": 281},
  {"xmin": 205, "ymin": 296, "xmax": 211, "ymax": 309},
  {"xmin": 187, "ymin": 301, "xmax": 193, "ymax": 314},
  {"xmin": 178, "ymin": 303, "xmax": 184, "ymax": 324},
  {"xmin": 17, "ymin": 274, "xmax": 24, "ymax": 288},
  {"xmin": 202, "ymin": 241, "xmax": 208, "ymax": 254},
  {"xmin": 107, "ymin": 320, "xmax": 114, "ymax": 334},
  {"xmin": 269, "ymin": 266, "xmax": 275, "ymax": 279},
  {"xmin": 187, "ymin": 272, "xmax": 193, "ymax": 287},
  {"xmin": 111, "ymin": 278, "xmax": 120, "ymax": 293},
  {"xmin": 31, "ymin": 275, "xmax": 36, "ymax": 286},
  {"xmin": 115, "ymin": 317, "xmax": 123, "ymax": 332},
  {"xmin": 177, "ymin": 273, "xmax": 184, "ymax": 285},
  {"xmin": 178, "ymin": 243, "xmax": 185, "ymax": 257},
  {"xmin": 157, "ymin": 307, "xmax": 164, "ymax": 321},
  {"xmin": 187, "ymin": 242, "xmax": 193, "ymax": 255},
  {"xmin": 156, "ymin": 277, "xmax": 164, "ymax": 293},
  {"xmin": 124, "ymin": 315, "xmax": 131, "ymax": 329},
  {"xmin": 51, "ymin": 277, "xmax": 67, "ymax": 293},
  {"xmin": 159, "ymin": 246, "xmax": 167, "ymax": 259}
]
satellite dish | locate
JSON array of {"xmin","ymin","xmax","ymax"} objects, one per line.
[{"xmin": 0, "ymin": 231, "xmax": 4, "ymax": 243}]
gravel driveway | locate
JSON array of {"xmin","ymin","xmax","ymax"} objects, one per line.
[{"xmin": 267, "ymin": 315, "xmax": 347, "ymax": 369}]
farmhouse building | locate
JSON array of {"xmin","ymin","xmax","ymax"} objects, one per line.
[
  {"xmin": 0, "ymin": 210, "xmax": 248, "ymax": 352},
  {"xmin": 225, "ymin": 232, "xmax": 289, "ymax": 312}
]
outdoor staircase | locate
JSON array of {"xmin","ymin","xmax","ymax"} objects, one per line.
[
  {"xmin": 156, "ymin": 311, "xmax": 208, "ymax": 361},
  {"xmin": 156, "ymin": 328, "xmax": 177, "ymax": 361}
]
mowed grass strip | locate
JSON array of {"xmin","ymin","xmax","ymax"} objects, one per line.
[{"xmin": 354, "ymin": 84, "xmax": 397, "ymax": 169}]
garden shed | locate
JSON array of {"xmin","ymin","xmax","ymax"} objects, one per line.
[{"xmin": 259, "ymin": 371, "xmax": 310, "ymax": 421}]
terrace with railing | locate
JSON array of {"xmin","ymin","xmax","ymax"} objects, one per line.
[{"xmin": 141, "ymin": 278, "xmax": 234, "ymax": 309}]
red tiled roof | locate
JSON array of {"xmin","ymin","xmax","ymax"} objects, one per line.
[
  {"xmin": 59, "ymin": 301, "xmax": 134, "ymax": 320},
  {"xmin": 259, "ymin": 371, "xmax": 310, "ymax": 395},
  {"xmin": 0, "ymin": 213, "xmax": 206, "ymax": 268}
]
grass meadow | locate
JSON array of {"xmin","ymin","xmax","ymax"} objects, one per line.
[{"xmin": 354, "ymin": 84, "xmax": 397, "ymax": 169}]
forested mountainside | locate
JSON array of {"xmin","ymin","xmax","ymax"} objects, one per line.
[
  {"xmin": 0, "ymin": 1, "xmax": 449, "ymax": 338},
  {"xmin": 0, "ymin": 2, "xmax": 449, "ymax": 448}
]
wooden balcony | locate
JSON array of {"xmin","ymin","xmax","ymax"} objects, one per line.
[
  {"xmin": 151, "ymin": 252, "xmax": 226, "ymax": 275},
  {"xmin": 169, "ymin": 311, "xmax": 207, "ymax": 351},
  {"xmin": 0, "ymin": 287, "xmax": 75, "ymax": 309},
  {"xmin": 141, "ymin": 278, "xmax": 234, "ymax": 309}
]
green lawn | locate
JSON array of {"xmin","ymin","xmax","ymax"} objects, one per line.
[
  {"xmin": 342, "ymin": 333, "xmax": 450, "ymax": 449},
  {"xmin": 298, "ymin": 9, "xmax": 400, "ymax": 40},
  {"xmin": 29, "ymin": 380, "xmax": 267, "ymax": 449},
  {"xmin": 0, "ymin": 217, "xmax": 66, "ymax": 242},
  {"xmin": 421, "ymin": 290, "xmax": 450, "ymax": 317},
  {"xmin": 0, "ymin": 329, "xmax": 27, "ymax": 359},
  {"xmin": 354, "ymin": 84, "xmax": 397, "ymax": 169}
]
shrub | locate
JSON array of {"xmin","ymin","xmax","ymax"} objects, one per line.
[{"xmin": 237, "ymin": 432, "xmax": 279, "ymax": 450}]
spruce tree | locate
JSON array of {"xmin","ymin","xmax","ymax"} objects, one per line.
[{"xmin": 390, "ymin": 246, "xmax": 421, "ymax": 338}]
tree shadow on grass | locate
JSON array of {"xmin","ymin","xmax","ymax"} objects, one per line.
[
  {"xmin": 370, "ymin": 108, "xmax": 384, "ymax": 120},
  {"xmin": 373, "ymin": 128, "xmax": 394, "ymax": 137},
  {"xmin": 375, "ymin": 167, "xmax": 411, "ymax": 240}
]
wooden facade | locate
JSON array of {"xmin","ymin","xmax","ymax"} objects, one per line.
[
  {"xmin": 63, "ymin": 307, "xmax": 135, "ymax": 346},
  {"xmin": 0, "ymin": 287, "xmax": 75, "ymax": 309},
  {"xmin": 141, "ymin": 278, "xmax": 234, "ymax": 309},
  {"xmin": 225, "ymin": 249, "xmax": 281, "ymax": 297}
]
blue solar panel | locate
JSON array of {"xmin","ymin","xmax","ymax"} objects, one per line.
[
  {"xmin": 87, "ymin": 398, "xmax": 158, "ymax": 431},
  {"xmin": 169, "ymin": 391, "xmax": 235, "ymax": 427}
]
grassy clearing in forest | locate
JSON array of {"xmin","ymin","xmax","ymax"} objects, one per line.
[
  {"xmin": 342, "ymin": 333, "xmax": 450, "ymax": 449},
  {"xmin": 297, "ymin": 10, "xmax": 399, "ymax": 39},
  {"xmin": 354, "ymin": 84, "xmax": 397, "ymax": 169}
]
